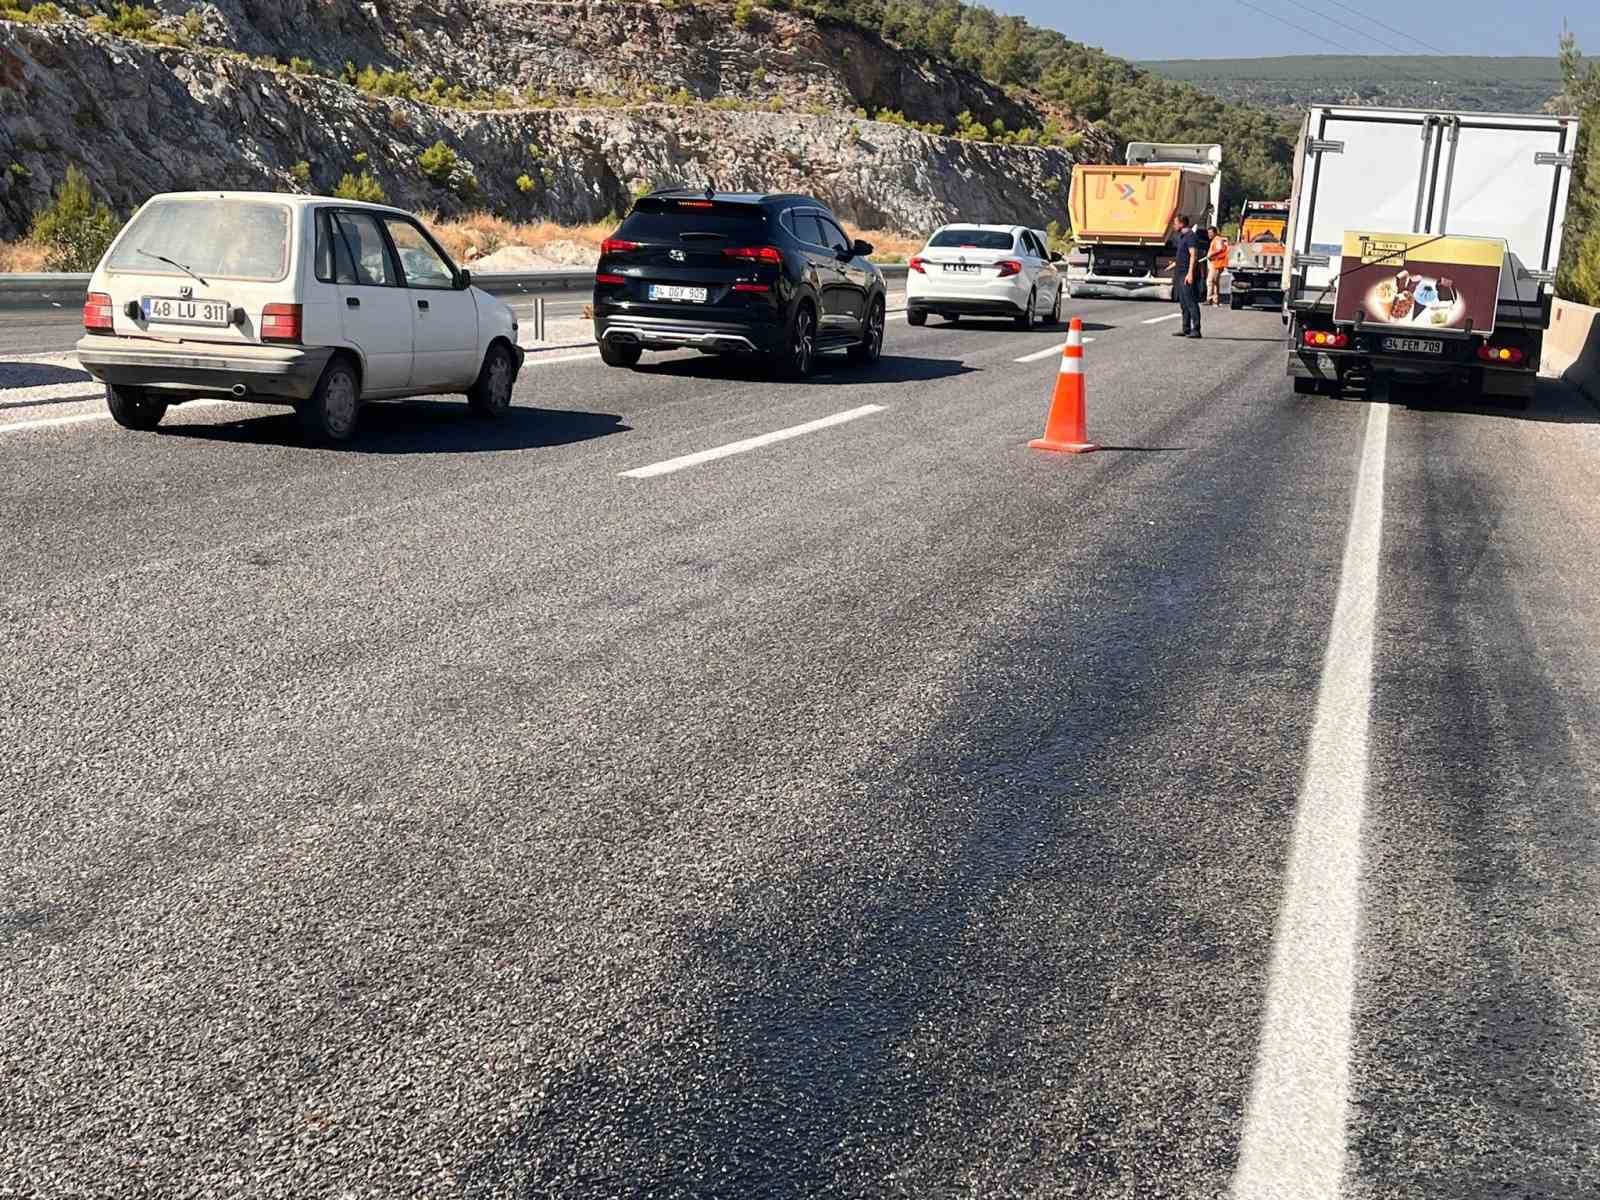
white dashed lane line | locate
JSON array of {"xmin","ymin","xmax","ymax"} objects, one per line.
[
  {"xmin": 619, "ymin": 404, "xmax": 887, "ymax": 479},
  {"xmin": 1232, "ymin": 402, "xmax": 1389, "ymax": 1200}
]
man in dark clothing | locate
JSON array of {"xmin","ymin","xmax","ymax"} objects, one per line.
[{"xmin": 1170, "ymin": 215, "xmax": 1203, "ymax": 338}]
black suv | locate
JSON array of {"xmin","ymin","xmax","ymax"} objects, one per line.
[{"xmin": 593, "ymin": 189, "xmax": 888, "ymax": 378}]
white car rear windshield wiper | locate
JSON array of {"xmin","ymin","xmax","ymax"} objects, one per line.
[{"xmin": 137, "ymin": 249, "xmax": 209, "ymax": 286}]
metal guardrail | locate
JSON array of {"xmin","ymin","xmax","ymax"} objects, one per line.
[{"xmin": 0, "ymin": 265, "xmax": 910, "ymax": 314}]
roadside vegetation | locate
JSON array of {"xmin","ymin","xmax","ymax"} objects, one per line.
[
  {"xmin": 765, "ymin": 0, "xmax": 1294, "ymax": 213},
  {"xmin": 1556, "ymin": 34, "xmax": 1600, "ymax": 306}
]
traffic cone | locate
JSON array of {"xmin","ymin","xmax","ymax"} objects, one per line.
[{"xmin": 1028, "ymin": 317, "xmax": 1098, "ymax": 454}]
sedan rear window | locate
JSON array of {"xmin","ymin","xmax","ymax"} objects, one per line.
[
  {"xmin": 616, "ymin": 201, "xmax": 769, "ymax": 243},
  {"xmin": 929, "ymin": 228, "xmax": 1016, "ymax": 250},
  {"xmin": 107, "ymin": 198, "xmax": 291, "ymax": 282}
]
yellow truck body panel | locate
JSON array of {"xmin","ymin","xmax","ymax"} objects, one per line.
[{"xmin": 1069, "ymin": 166, "xmax": 1184, "ymax": 245}]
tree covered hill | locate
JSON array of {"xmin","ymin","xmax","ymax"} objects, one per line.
[
  {"xmin": 761, "ymin": 0, "xmax": 1297, "ymax": 214},
  {"xmin": 1138, "ymin": 55, "xmax": 1564, "ymax": 118}
]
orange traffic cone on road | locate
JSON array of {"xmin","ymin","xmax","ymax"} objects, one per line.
[{"xmin": 1029, "ymin": 317, "xmax": 1098, "ymax": 454}]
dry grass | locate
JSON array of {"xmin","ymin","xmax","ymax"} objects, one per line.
[
  {"xmin": 0, "ymin": 239, "xmax": 49, "ymax": 272},
  {"xmin": 421, "ymin": 211, "xmax": 924, "ymax": 263},
  {"xmin": 0, "ymin": 217, "xmax": 924, "ymax": 273}
]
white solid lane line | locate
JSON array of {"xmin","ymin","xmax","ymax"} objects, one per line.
[
  {"xmin": 1013, "ymin": 337, "xmax": 1095, "ymax": 363},
  {"xmin": 1232, "ymin": 402, "xmax": 1389, "ymax": 1200},
  {"xmin": 1142, "ymin": 312, "xmax": 1182, "ymax": 324},
  {"xmin": 523, "ymin": 349, "xmax": 602, "ymax": 366},
  {"xmin": 3, "ymin": 398, "xmax": 238, "ymax": 435},
  {"xmin": 620, "ymin": 404, "xmax": 886, "ymax": 479}
]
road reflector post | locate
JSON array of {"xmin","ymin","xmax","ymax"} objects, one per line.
[{"xmin": 1028, "ymin": 316, "xmax": 1098, "ymax": 454}]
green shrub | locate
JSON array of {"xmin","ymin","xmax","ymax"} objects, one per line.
[
  {"xmin": 516, "ymin": 173, "xmax": 535, "ymax": 194},
  {"xmin": 333, "ymin": 171, "xmax": 386, "ymax": 203},
  {"xmin": 733, "ymin": 0, "xmax": 755, "ymax": 28},
  {"xmin": 289, "ymin": 160, "xmax": 311, "ymax": 185},
  {"xmin": 287, "ymin": 56, "xmax": 317, "ymax": 76},
  {"xmin": 19, "ymin": 2, "xmax": 64, "ymax": 22},
  {"xmin": 418, "ymin": 139, "xmax": 456, "ymax": 183},
  {"xmin": 29, "ymin": 166, "xmax": 121, "ymax": 271}
]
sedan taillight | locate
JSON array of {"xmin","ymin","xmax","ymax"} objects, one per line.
[
  {"xmin": 997, "ymin": 259, "xmax": 1023, "ymax": 278},
  {"xmin": 261, "ymin": 303, "xmax": 302, "ymax": 344},
  {"xmin": 83, "ymin": 291, "xmax": 114, "ymax": 333},
  {"xmin": 908, "ymin": 256, "xmax": 927, "ymax": 274}
]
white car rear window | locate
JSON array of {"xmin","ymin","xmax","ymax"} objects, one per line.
[
  {"xmin": 929, "ymin": 228, "xmax": 1015, "ymax": 250},
  {"xmin": 108, "ymin": 198, "xmax": 291, "ymax": 282}
]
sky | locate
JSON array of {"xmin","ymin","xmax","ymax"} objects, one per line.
[{"xmin": 987, "ymin": 1, "xmax": 1600, "ymax": 61}]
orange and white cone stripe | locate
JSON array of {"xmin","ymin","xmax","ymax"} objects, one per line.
[{"xmin": 1029, "ymin": 317, "xmax": 1097, "ymax": 454}]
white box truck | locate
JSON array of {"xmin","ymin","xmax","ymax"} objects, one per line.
[
  {"xmin": 1283, "ymin": 105, "xmax": 1580, "ymax": 399},
  {"xmin": 1066, "ymin": 143, "xmax": 1222, "ymax": 301}
]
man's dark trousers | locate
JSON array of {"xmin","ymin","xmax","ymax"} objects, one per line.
[{"xmin": 1175, "ymin": 275, "xmax": 1202, "ymax": 335}]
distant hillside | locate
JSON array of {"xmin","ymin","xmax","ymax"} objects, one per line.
[{"xmin": 1139, "ymin": 56, "xmax": 1563, "ymax": 117}]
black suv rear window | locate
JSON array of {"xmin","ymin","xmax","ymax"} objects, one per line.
[
  {"xmin": 616, "ymin": 200, "xmax": 769, "ymax": 243},
  {"xmin": 929, "ymin": 228, "xmax": 1015, "ymax": 250}
]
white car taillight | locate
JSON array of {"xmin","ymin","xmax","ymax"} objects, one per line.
[
  {"xmin": 261, "ymin": 303, "xmax": 302, "ymax": 344},
  {"xmin": 83, "ymin": 291, "xmax": 114, "ymax": 333}
]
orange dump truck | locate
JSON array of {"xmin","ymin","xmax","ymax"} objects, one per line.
[{"xmin": 1065, "ymin": 143, "xmax": 1223, "ymax": 300}]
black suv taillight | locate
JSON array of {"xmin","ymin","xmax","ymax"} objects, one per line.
[{"xmin": 722, "ymin": 246, "xmax": 782, "ymax": 264}]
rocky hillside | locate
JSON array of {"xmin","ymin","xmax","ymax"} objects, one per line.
[{"xmin": 0, "ymin": 0, "xmax": 1111, "ymax": 243}]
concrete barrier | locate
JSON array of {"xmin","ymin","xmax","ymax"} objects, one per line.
[{"xmin": 1541, "ymin": 297, "xmax": 1600, "ymax": 405}]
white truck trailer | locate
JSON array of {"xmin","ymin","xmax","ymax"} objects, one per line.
[{"xmin": 1283, "ymin": 105, "xmax": 1580, "ymax": 400}]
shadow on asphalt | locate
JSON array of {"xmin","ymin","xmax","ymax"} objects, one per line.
[
  {"xmin": 1094, "ymin": 445, "xmax": 1190, "ymax": 453},
  {"xmin": 938, "ymin": 318, "xmax": 1117, "ymax": 333},
  {"xmin": 633, "ymin": 354, "xmax": 977, "ymax": 385},
  {"xmin": 0, "ymin": 362, "xmax": 92, "ymax": 388},
  {"xmin": 1199, "ymin": 336, "xmax": 1284, "ymax": 344},
  {"xmin": 159, "ymin": 400, "xmax": 630, "ymax": 453},
  {"xmin": 1390, "ymin": 377, "xmax": 1600, "ymax": 424}
]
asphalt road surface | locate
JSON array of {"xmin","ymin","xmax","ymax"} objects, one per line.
[{"xmin": 4, "ymin": 300, "xmax": 1599, "ymax": 1198}]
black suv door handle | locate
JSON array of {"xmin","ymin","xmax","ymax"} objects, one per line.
[
  {"xmin": 417, "ymin": 299, "xmax": 430, "ymax": 311},
  {"xmin": 346, "ymin": 297, "xmax": 360, "ymax": 308}
]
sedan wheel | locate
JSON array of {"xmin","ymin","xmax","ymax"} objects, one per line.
[
  {"xmin": 1015, "ymin": 288, "xmax": 1037, "ymax": 331},
  {"xmin": 105, "ymin": 384, "xmax": 168, "ymax": 431},
  {"xmin": 468, "ymin": 343, "xmax": 515, "ymax": 417},
  {"xmin": 298, "ymin": 360, "xmax": 361, "ymax": 443}
]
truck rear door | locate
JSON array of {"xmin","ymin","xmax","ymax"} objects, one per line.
[{"xmin": 1291, "ymin": 109, "xmax": 1435, "ymax": 298}]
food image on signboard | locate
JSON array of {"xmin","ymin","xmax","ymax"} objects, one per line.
[{"xmin": 1338, "ymin": 231, "xmax": 1506, "ymax": 335}]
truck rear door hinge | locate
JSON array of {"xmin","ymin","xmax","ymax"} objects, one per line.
[
  {"xmin": 1535, "ymin": 151, "xmax": 1575, "ymax": 168},
  {"xmin": 1524, "ymin": 268, "xmax": 1556, "ymax": 284},
  {"xmin": 1308, "ymin": 139, "xmax": 1345, "ymax": 155},
  {"xmin": 1293, "ymin": 252, "xmax": 1331, "ymax": 269}
]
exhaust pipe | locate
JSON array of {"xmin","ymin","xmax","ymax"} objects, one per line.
[{"xmin": 230, "ymin": 384, "xmax": 247, "ymax": 398}]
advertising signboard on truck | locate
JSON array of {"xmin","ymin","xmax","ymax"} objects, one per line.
[{"xmin": 1332, "ymin": 230, "xmax": 1506, "ymax": 336}]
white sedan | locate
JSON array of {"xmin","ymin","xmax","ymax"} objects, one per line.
[{"xmin": 905, "ymin": 224, "xmax": 1065, "ymax": 330}]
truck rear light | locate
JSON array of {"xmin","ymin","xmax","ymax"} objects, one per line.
[
  {"xmin": 722, "ymin": 246, "xmax": 782, "ymax": 264},
  {"xmin": 997, "ymin": 259, "xmax": 1023, "ymax": 278},
  {"xmin": 909, "ymin": 256, "xmax": 927, "ymax": 274},
  {"xmin": 600, "ymin": 238, "xmax": 639, "ymax": 255},
  {"xmin": 1303, "ymin": 329, "xmax": 1348, "ymax": 349},
  {"xmin": 1476, "ymin": 344, "xmax": 1525, "ymax": 365},
  {"xmin": 83, "ymin": 291, "xmax": 114, "ymax": 333},
  {"xmin": 261, "ymin": 303, "xmax": 302, "ymax": 344},
  {"xmin": 732, "ymin": 282, "xmax": 771, "ymax": 293},
  {"xmin": 595, "ymin": 273, "xmax": 627, "ymax": 286}
]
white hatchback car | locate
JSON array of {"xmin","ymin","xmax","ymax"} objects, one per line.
[
  {"xmin": 905, "ymin": 224, "xmax": 1065, "ymax": 329},
  {"xmin": 76, "ymin": 192, "xmax": 524, "ymax": 442}
]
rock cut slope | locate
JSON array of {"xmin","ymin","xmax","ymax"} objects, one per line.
[{"xmin": 0, "ymin": 1, "xmax": 1105, "ymax": 240}]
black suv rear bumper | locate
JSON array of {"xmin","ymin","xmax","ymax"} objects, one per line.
[{"xmin": 594, "ymin": 309, "xmax": 784, "ymax": 355}]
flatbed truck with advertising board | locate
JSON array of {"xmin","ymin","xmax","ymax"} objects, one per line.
[{"xmin": 1283, "ymin": 105, "xmax": 1580, "ymax": 400}]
